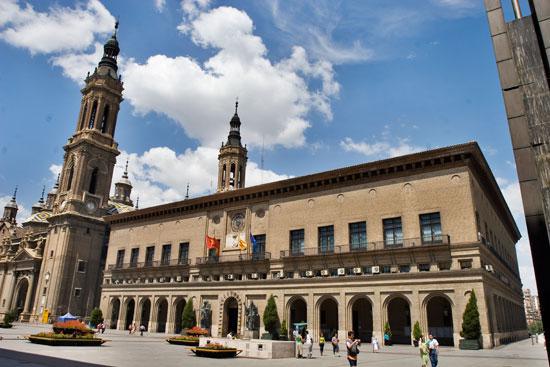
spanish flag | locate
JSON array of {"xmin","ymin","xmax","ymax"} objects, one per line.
[
  {"xmin": 206, "ymin": 235, "xmax": 220, "ymax": 254},
  {"xmin": 238, "ymin": 235, "xmax": 247, "ymax": 251}
]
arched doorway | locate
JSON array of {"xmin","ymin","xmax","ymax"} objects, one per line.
[
  {"xmin": 427, "ymin": 296, "xmax": 454, "ymax": 346},
  {"xmin": 140, "ymin": 299, "xmax": 151, "ymax": 331},
  {"xmin": 319, "ymin": 297, "xmax": 338, "ymax": 339},
  {"xmin": 222, "ymin": 297, "xmax": 239, "ymax": 336},
  {"xmin": 351, "ymin": 297, "xmax": 373, "ymax": 342},
  {"xmin": 174, "ymin": 299, "xmax": 186, "ymax": 334},
  {"xmin": 157, "ymin": 299, "xmax": 168, "ymax": 333},
  {"xmin": 387, "ymin": 297, "xmax": 411, "ymax": 344},
  {"xmin": 289, "ymin": 297, "xmax": 307, "ymax": 338},
  {"xmin": 110, "ymin": 298, "xmax": 121, "ymax": 329},
  {"xmin": 125, "ymin": 299, "xmax": 135, "ymax": 330},
  {"xmin": 14, "ymin": 278, "xmax": 29, "ymax": 317}
]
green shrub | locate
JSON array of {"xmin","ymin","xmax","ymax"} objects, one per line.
[
  {"xmin": 90, "ymin": 308, "xmax": 103, "ymax": 327},
  {"xmin": 528, "ymin": 320, "xmax": 544, "ymax": 335},
  {"xmin": 263, "ymin": 295, "xmax": 280, "ymax": 337},
  {"xmin": 384, "ymin": 321, "xmax": 392, "ymax": 338},
  {"xmin": 280, "ymin": 319, "xmax": 288, "ymax": 338},
  {"xmin": 181, "ymin": 299, "xmax": 196, "ymax": 330},
  {"xmin": 460, "ymin": 290, "xmax": 481, "ymax": 340},
  {"xmin": 413, "ymin": 321, "xmax": 422, "ymax": 341},
  {"xmin": 3, "ymin": 309, "xmax": 17, "ymax": 325}
]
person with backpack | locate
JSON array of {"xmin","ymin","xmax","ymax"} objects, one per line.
[{"xmin": 346, "ymin": 330, "xmax": 360, "ymax": 366}]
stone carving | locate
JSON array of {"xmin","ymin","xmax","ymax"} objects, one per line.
[
  {"xmin": 200, "ymin": 300, "xmax": 212, "ymax": 329},
  {"xmin": 245, "ymin": 301, "xmax": 259, "ymax": 331}
]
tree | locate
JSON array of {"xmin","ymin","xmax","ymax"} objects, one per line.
[
  {"xmin": 528, "ymin": 320, "xmax": 544, "ymax": 335},
  {"xmin": 89, "ymin": 308, "xmax": 103, "ymax": 327},
  {"xmin": 263, "ymin": 295, "xmax": 280, "ymax": 337},
  {"xmin": 384, "ymin": 321, "xmax": 392, "ymax": 338},
  {"xmin": 460, "ymin": 290, "xmax": 481, "ymax": 340},
  {"xmin": 280, "ymin": 319, "xmax": 288, "ymax": 338},
  {"xmin": 181, "ymin": 299, "xmax": 196, "ymax": 330},
  {"xmin": 413, "ymin": 321, "xmax": 422, "ymax": 341}
]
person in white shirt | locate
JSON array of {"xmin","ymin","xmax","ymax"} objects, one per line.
[
  {"xmin": 304, "ymin": 330, "xmax": 313, "ymax": 358},
  {"xmin": 427, "ymin": 333, "xmax": 439, "ymax": 367}
]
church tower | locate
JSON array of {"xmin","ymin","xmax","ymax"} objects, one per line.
[
  {"xmin": 2, "ymin": 188, "xmax": 18, "ymax": 223},
  {"xmin": 112, "ymin": 159, "xmax": 133, "ymax": 206},
  {"xmin": 32, "ymin": 23, "xmax": 124, "ymax": 320},
  {"xmin": 217, "ymin": 102, "xmax": 248, "ymax": 191}
]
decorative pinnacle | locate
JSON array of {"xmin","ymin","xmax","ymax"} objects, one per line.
[
  {"xmin": 185, "ymin": 183, "xmax": 190, "ymax": 200},
  {"xmin": 114, "ymin": 18, "xmax": 119, "ymax": 36},
  {"xmin": 39, "ymin": 185, "xmax": 46, "ymax": 203},
  {"xmin": 12, "ymin": 186, "xmax": 17, "ymax": 200},
  {"xmin": 123, "ymin": 159, "xmax": 129, "ymax": 178},
  {"xmin": 235, "ymin": 97, "xmax": 239, "ymax": 114},
  {"xmin": 54, "ymin": 174, "xmax": 60, "ymax": 189},
  {"xmin": 135, "ymin": 196, "xmax": 139, "ymax": 209}
]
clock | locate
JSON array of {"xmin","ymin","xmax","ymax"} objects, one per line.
[
  {"xmin": 85, "ymin": 200, "xmax": 97, "ymax": 213},
  {"xmin": 231, "ymin": 213, "xmax": 245, "ymax": 232}
]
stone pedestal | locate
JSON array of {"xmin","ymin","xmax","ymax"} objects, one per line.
[
  {"xmin": 199, "ymin": 337, "xmax": 295, "ymax": 359},
  {"xmin": 243, "ymin": 330, "xmax": 259, "ymax": 339}
]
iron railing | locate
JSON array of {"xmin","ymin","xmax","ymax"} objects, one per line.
[
  {"xmin": 107, "ymin": 258, "xmax": 191, "ymax": 270},
  {"xmin": 196, "ymin": 252, "xmax": 271, "ymax": 265}
]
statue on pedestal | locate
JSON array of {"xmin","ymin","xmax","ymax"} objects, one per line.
[
  {"xmin": 245, "ymin": 301, "xmax": 259, "ymax": 331},
  {"xmin": 200, "ymin": 300, "xmax": 211, "ymax": 329}
]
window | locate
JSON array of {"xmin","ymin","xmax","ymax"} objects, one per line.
[
  {"xmin": 42, "ymin": 287, "xmax": 47, "ymax": 296},
  {"xmin": 420, "ymin": 212, "xmax": 442, "ymax": 244},
  {"xmin": 88, "ymin": 100, "xmax": 97, "ymax": 129},
  {"xmin": 399, "ymin": 265, "xmax": 410, "ymax": 273},
  {"xmin": 460, "ymin": 259, "xmax": 473, "ymax": 270},
  {"xmin": 178, "ymin": 242, "xmax": 189, "ymax": 264},
  {"xmin": 89, "ymin": 168, "xmax": 98, "ymax": 194},
  {"xmin": 290, "ymin": 229, "xmax": 304, "ymax": 255},
  {"xmin": 100, "ymin": 105, "xmax": 109, "ymax": 133},
  {"xmin": 66, "ymin": 165, "xmax": 74, "ymax": 191},
  {"xmin": 383, "ymin": 217, "xmax": 403, "ymax": 246},
  {"xmin": 252, "ymin": 234, "xmax": 266, "ymax": 260},
  {"xmin": 49, "ymin": 250, "xmax": 54, "ymax": 259},
  {"xmin": 418, "ymin": 263, "xmax": 430, "ymax": 272},
  {"xmin": 130, "ymin": 248, "xmax": 139, "ymax": 268},
  {"xmin": 145, "ymin": 246, "xmax": 155, "ymax": 266},
  {"xmin": 77, "ymin": 260, "xmax": 86, "ymax": 273},
  {"xmin": 438, "ymin": 262, "xmax": 451, "ymax": 271},
  {"xmin": 349, "ymin": 221, "xmax": 367, "ymax": 251},
  {"xmin": 80, "ymin": 102, "xmax": 88, "ymax": 130},
  {"xmin": 161, "ymin": 244, "xmax": 171, "ymax": 265},
  {"xmin": 381, "ymin": 265, "xmax": 391, "ymax": 273},
  {"xmin": 318, "ymin": 225, "xmax": 334, "ymax": 253},
  {"xmin": 207, "ymin": 248, "xmax": 218, "ymax": 263},
  {"xmin": 484, "ymin": 222, "xmax": 489, "ymax": 245},
  {"xmin": 115, "ymin": 249, "xmax": 125, "ymax": 268},
  {"xmin": 74, "ymin": 288, "xmax": 82, "ymax": 297}
]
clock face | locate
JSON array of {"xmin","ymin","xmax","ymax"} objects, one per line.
[
  {"xmin": 85, "ymin": 200, "xmax": 97, "ymax": 213},
  {"xmin": 231, "ymin": 213, "xmax": 245, "ymax": 232}
]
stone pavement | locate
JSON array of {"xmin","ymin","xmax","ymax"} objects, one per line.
[{"xmin": 0, "ymin": 323, "xmax": 548, "ymax": 367}]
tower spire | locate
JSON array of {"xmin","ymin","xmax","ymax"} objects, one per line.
[
  {"xmin": 12, "ymin": 186, "xmax": 17, "ymax": 200},
  {"xmin": 135, "ymin": 196, "xmax": 139, "ymax": 209},
  {"xmin": 3, "ymin": 186, "xmax": 18, "ymax": 222},
  {"xmin": 39, "ymin": 185, "xmax": 45, "ymax": 203},
  {"xmin": 185, "ymin": 183, "xmax": 190, "ymax": 200}
]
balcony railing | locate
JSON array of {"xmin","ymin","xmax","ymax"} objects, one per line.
[
  {"xmin": 196, "ymin": 252, "xmax": 271, "ymax": 265},
  {"xmin": 281, "ymin": 235, "xmax": 450, "ymax": 258},
  {"xmin": 107, "ymin": 258, "xmax": 191, "ymax": 270}
]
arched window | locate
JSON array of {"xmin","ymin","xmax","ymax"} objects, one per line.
[
  {"xmin": 80, "ymin": 103, "xmax": 88, "ymax": 130},
  {"xmin": 88, "ymin": 101, "xmax": 98, "ymax": 129},
  {"xmin": 89, "ymin": 168, "xmax": 99, "ymax": 194},
  {"xmin": 66, "ymin": 165, "xmax": 74, "ymax": 191},
  {"xmin": 222, "ymin": 164, "xmax": 226, "ymax": 186},
  {"xmin": 238, "ymin": 165, "xmax": 243, "ymax": 188},
  {"xmin": 100, "ymin": 105, "xmax": 109, "ymax": 133},
  {"xmin": 229, "ymin": 163, "xmax": 236, "ymax": 188}
]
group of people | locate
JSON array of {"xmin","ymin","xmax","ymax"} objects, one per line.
[
  {"xmin": 293, "ymin": 329, "xmax": 440, "ymax": 367},
  {"xmin": 95, "ymin": 322, "xmax": 106, "ymax": 334},
  {"xmin": 127, "ymin": 322, "xmax": 147, "ymax": 336}
]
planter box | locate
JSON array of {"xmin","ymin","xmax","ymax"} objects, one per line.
[
  {"xmin": 166, "ymin": 337, "xmax": 199, "ymax": 346},
  {"xmin": 28, "ymin": 335, "xmax": 106, "ymax": 346},
  {"xmin": 0, "ymin": 324, "xmax": 13, "ymax": 328},
  {"xmin": 459, "ymin": 339, "xmax": 480, "ymax": 350},
  {"xmin": 191, "ymin": 347, "xmax": 242, "ymax": 358}
]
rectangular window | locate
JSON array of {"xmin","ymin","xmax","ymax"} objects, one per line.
[
  {"xmin": 74, "ymin": 288, "xmax": 82, "ymax": 298},
  {"xmin": 145, "ymin": 246, "xmax": 155, "ymax": 267},
  {"xmin": 399, "ymin": 265, "xmax": 410, "ymax": 273},
  {"xmin": 42, "ymin": 287, "xmax": 47, "ymax": 296},
  {"xmin": 460, "ymin": 259, "xmax": 473, "ymax": 270},
  {"xmin": 115, "ymin": 249, "xmax": 125, "ymax": 268},
  {"xmin": 77, "ymin": 260, "xmax": 86, "ymax": 273},
  {"xmin": 381, "ymin": 265, "xmax": 391, "ymax": 273},
  {"xmin": 318, "ymin": 225, "xmax": 334, "ymax": 254},
  {"xmin": 49, "ymin": 250, "xmax": 54, "ymax": 259},
  {"xmin": 418, "ymin": 263, "xmax": 431, "ymax": 272},
  {"xmin": 383, "ymin": 217, "xmax": 403, "ymax": 247},
  {"xmin": 438, "ymin": 262, "xmax": 451, "ymax": 271},
  {"xmin": 349, "ymin": 221, "xmax": 367, "ymax": 251},
  {"xmin": 207, "ymin": 248, "xmax": 219, "ymax": 263},
  {"xmin": 161, "ymin": 244, "xmax": 171, "ymax": 265},
  {"xmin": 130, "ymin": 248, "xmax": 139, "ymax": 268},
  {"xmin": 178, "ymin": 242, "xmax": 189, "ymax": 264},
  {"xmin": 290, "ymin": 229, "xmax": 305, "ymax": 256},
  {"xmin": 252, "ymin": 234, "xmax": 266, "ymax": 260},
  {"xmin": 420, "ymin": 212, "xmax": 442, "ymax": 244}
]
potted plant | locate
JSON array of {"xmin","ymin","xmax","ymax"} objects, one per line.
[
  {"xmin": 191, "ymin": 342, "xmax": 242, "ymax": 358},
  {"xmin": 279, "ymin": 319, "xmax": 288, "ymax": 340},
  {"xmin": 167, "ymin": 326, "xmax": 208, "ymax": 346},
  {"xmin": 0, "ymin": 309, "xmax": 17, "ymax": 328},
  {"xmin": 413, "ymin": 321, "xmax": 422, "ymax": 347},
  {"xmin": 459, "ymin": 290, "xmax": 481, "ymax": 350},
  {"xmin": 28, "ymin": 320, "xmax": 106, "ymax": 346},
  {"xmin": 181, "ymin": 299, "xmax": 196, "ymax": 331},
  {"xmin": 262, "ymin": 295, "xmax": 280, "ymax": 340},
  {"xmin": 383, "ymin": 322, "xmax": 392, "ymax": 346}
]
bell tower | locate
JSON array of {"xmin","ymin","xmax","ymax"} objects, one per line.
[
  {"xmin": 217, "ymin": 101, "xmax": 248, "ymax": 191},
  {"xmin": 32, "ymin": 23, "xmax": 124, "ymax": 320}
]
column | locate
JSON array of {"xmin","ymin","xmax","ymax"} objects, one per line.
[
  {"xmin": 23, "ymin": 275, "xmax": 35, "ymax": 314},
  {"xmin": 338, "ymin": 291, "xmax": 346, "ymax": 342},
  {"xmin": 166, "ymin": 296, "xmax": 174, "ymax": 334},
  {"xmin": 372, "ymin": 290, "xmax": 382, "ymax": 340},
  {"xmin": 410, "ymin": 290, "xmax": 420, "ymax": 345},
  {"xmin": 149, "ymin": 297, "xmax": 157, "ymax": 332}
]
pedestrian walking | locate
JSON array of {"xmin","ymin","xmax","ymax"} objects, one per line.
[
  {"xmin": 128, "ymin": 323, "xmax": 133, "ymax": 334},
  {"xmin": 304, "ymin": 330, "xmax": 313, "ymax": 358},
  {"xmin": 319, "ymin": 333, "xmax": 325, "ymax": 356},
  {"xmin": 428, "ymin": 333, "xmax": 439, "ymax": 367},
  {"xmin": 419, "ymin": 336, "xmax": 429, "ymax": 367},
  {"xmin": 295, "ymin": 332, "xmax": 303, "ymax": 358},
  {"xmin": 331, "ymin": 332, "xmax": 340, "ymax": 356},
  {"xmin": 139, "ymin": 324, "xmax": 146, "ymax": 336},
  {"xmin": 346, "ymin": 331, "xmax": 360, "ymax": 367},
  {"xmin": 371, "ymin": 335, "xmax": 379, "ymax": 352}
]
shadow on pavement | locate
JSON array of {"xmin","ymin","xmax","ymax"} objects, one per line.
[{"xmin": 0, "ymin": 348, "xmax": 109, "ymax": 367}]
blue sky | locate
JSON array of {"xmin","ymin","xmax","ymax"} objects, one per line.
[{"xmin": 0, "ymin": 0, "xmax": 538, "ymax": 292}]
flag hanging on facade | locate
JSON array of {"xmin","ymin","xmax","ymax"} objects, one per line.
[
  {"xmin": 250, "ymin": 233, "xmax": 257, "ymax": 253},
  {"xmin": 205, "ymin": 235, "xmax": 220, "ymax": 254},
  {"xmin": 238, "ymin": 235, "xmax": 247, "ymax": 251}
]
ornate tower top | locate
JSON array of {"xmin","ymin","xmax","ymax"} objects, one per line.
[
  {"xmin": 31, "ymin": 186, "xmax": 46, "ymax": 214},
  {"xmin": 217, "ymin": 102, "xmax": 248, "ymax": 192},
  {"xmin": 97, "ymin": 21, "xmax": 120, "ymax": 77},
  {"xmin": 3, "ymin": 186, "xmax": 18, "ymax": 223},
  {"xmin": 113, "ymin": 159, "xmax": 133, "ymax": 206}
]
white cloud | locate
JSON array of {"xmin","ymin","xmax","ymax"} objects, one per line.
[
  {"xmin": 122, "ymin": 6, "xmax": 339, "ymax": 149},
  {"xmin": 500, "ymin": 180, "xmax": 524, "ymax": 220},
  {"xmin": 111, "ymin": 147, "xmax": 290, "ymax": 209},
  {"xmin": 340, "ymin": 137, "xmax": 424, "ymax": 158},
  {"xmin": 155, "ymin": 0, "xmax": 166, "ymax": 12},
  {"xmin": 0, "ymin": 194, "xmax": 30, "ymax": 223},
  {"xmin": 0, "ymin": 0, "xmax": 114, "ymax": 55},
  {"xmin": 50, "ymin": 42, "xmax": 104, "ymax": 83}
]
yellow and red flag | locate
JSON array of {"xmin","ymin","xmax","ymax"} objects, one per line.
[{"xmin": 205, "ymin": 235, "xmax": 220, "ymax": 254}]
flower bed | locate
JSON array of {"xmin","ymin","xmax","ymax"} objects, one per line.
[
  {"xmin": 184, "ymin": 326, "xmax": 209, "ymax": 336},
  {"xmin": 190, "ymin": 344, "xmax": 242, "ymax": 358},
  {"xmin": 166, "ymin": 335, "xmax": 199, "ymax": 346},
  {"xmin": 28, "ymin": 333, "xmax": 106, "ymax": 346},
  {"xmin": 52, "ymin": 320, "xmax": 94, "ymax": 336}
]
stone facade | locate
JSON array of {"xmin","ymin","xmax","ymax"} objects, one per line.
[{"xmin": 100, "ymin": 142, "xmax": 528, "ymax": 349}]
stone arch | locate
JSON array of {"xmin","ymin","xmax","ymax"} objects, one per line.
[
  {"xmin": 139, "ymin": 297, "xmax": 152, "ymax": 331},
  {"xmin": 173, "ymin": 297, "xmax": 187, "ymax": 334},
  {"xmin": 347, "ymin": 294, "xmax": 374, "ymax": 342},
  {"xmin": 424, "ymin": 294, "xmax": 454, "ymax": 346},
  {"xmin": 384, "ymin": 293, "xmax": 412, "ymax": 345},
  {"xmin": 287, "ymin": 295, "xmax": 307, "ymax": 338},
  {"xmin": 108, "ymin": 297, "xmax": 121, "ymax": 329},
  {"xmin": 14, "ymin": 277, "xmax": 29, "ymax": 317},
  {"xmin": 123, "ymin": 298, "xmax": 135, "ymax": 330},
  {"xmin": 218, "ymin": 292, "xmax": 243, "ymax": 337},
  {"xmin": 156, "ymin": 297, "xmax": 169, "ymax": 333},
  {"xmin": 316, "ymin": 295, "xmax": 339, "ymax": 340}
]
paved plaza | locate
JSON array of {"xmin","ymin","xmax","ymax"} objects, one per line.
[{"xmin": 0, "ymin": 323, "xmax": 547, "ymax": 367}]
